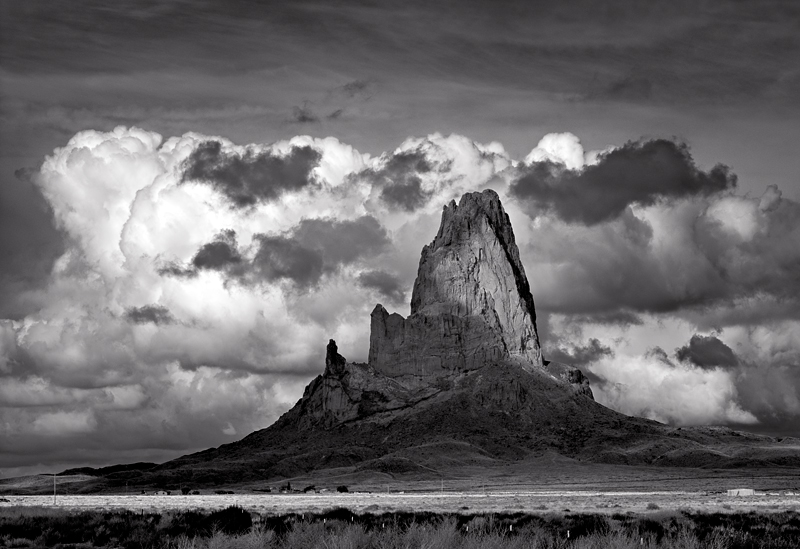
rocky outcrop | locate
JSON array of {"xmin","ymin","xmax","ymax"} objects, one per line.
[
  {"xmin": 294, "ymin": 190, "xmax": 592, "ymax": 430},
  {"xmin": 324, "ymin": 339, "xmax": 347, "ymax": 376},
  {"xmin": 292, "ymin": 340, "xmax": 441, "ymax": 429},
  {"xmin": 543, "ymin": 361, "xmax": 594, "ymax": 399},
  {"xmin": 369, "ymin": 190, "xmax": 544, "ymax": 382}
]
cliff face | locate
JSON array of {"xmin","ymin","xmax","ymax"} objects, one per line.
[{"xmin": 369, "ymin": 190, "xmax": 544, "ymax": 383}]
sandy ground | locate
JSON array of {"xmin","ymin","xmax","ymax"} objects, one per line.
[{"xmin": 2, "ymin": 491, "xmax": 798, "ymax": 516}]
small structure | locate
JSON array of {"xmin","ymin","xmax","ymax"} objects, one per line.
[{"xmin": 727, "ymin": 488, "xmax": 755, "ymax": 496}]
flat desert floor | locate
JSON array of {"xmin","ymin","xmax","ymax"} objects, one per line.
[{"xmin": 2, "ymin": 491, "xmax": 798, "ymax": 516}]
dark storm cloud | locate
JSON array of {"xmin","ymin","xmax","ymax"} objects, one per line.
[
  {"xmin": 676, "ymin": 335, "xmax": 738, "ymax": 370},
  {"xmin": 182, "ymin": 141, "xmax": 321, "ymax": 208},
  {"xmin": 0, "ymin": 168, "xmax": 66, "ymax": 319},
  {"xmin": 546, "ymin": 338, "xmax": 614, "ymax": 367},
  {"xmin": 511, "ymin": 139, "xmax": 737, "ymax": 225},
  {"xmin": 252, "ymin": 235, "xmax": 324, "ymax": 289},
  {"xmin": 567, "ymin": 311, "xmax": 644, "ymax": 327},
  {"xmin": 252, "ymin": 215, "xmax": 390, "ymax": 288},
  {"xmin": 158, "ymin": 217, "xmax": 389, "ymax": 289},
  {"xmin": 365, "ymin": 150, "xmax": 435, "ymax": 212},
  {"xmin": 125, "ymin": 305, "xmax": 175, "ymax": 326},
  {"xmin": 156, "ymin": 263, "xmax": 197, "ymax": 278},
  {"xmin": 4, "ymin": 1, "xmax": 799, "ymax": 110},
  {"xmin": 191, "ymin": 230, "xmax": 242, "ymax": 271},
  {"xmin": 357, "ymin": 270, "xmax": 406, "ymax": 304},
  {"xmin": 293, "ymin": 216, "xmax": 390, "ymax": 266},
  {"xmin": 696, "ymin": 196, "xmax": 800, "ymax": 301},
  {"xmin": 529, "ymin": 188, "xmax": 800, "ymax": 320}
]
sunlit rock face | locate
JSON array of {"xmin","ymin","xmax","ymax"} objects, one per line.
[{"xmin": 369, "ymin": 190, "xmax": 544, "ymax": 382}]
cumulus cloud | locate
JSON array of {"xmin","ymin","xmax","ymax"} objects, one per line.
[
  {"xmin": 545, "ymin": 338, "xmax": 614, "ymax": 367},
  {"xmin": 191, "ymin": 230, "xmax": 243, "ymax": 271},
  {"xmin": 590, "ymin": 350, "xmax": 757, "ymax": 426},
  {"xmin": 524, "ymin": 132, "xmax": 588, "ymax": 170},
  {"xmin": 252, "ymin": 234, "xmax": 325, "ymax": 288},
  {"xmin": 292, "ymin": 216, "xmax": 390, "ymax": 266},
  {"xmin": 521, "ymin": 187, "xmax": 800, "ymax": 321},
  {"xmin": 511, "ymin": 138, "xmax": 737, "ymax": 225},
  {"xmin": 365, "ymin": 149, "xmax": 435, "ymax": 211},
  {"xmin": 162, "ymin": 216, "xmax": 391, "ymax": 289},
  {"xmin": 357, "ymin": 270, "xmax": 406, "ymax": 304},
  {"xmin": 2, "ymin": 126, "xmax": 799, "ymax": 473},
  {"xmin": 182, "ymin": 140, "xmax": 322, "ymax": 208},
  {"xmin": 676, "ymin": 334, "xmax": 738, "ymax": 369}
]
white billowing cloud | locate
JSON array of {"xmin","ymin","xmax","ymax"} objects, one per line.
[
  {"xmin": 362, "ymin": 132, "xmax": 514, "ymax": 229},
  {"xmin": 522, "ymin": 132, "xmax": 610, "ymax": 171},
  {"xmin": 38, "ymin": 127, "xmax": 166, "ymax": 279},
  {"xmin": 1, "ymin": 125, "xmax": 799, "ymax": 471},
  {"xmin": 706, "ymin": 195, "xmax": 761, "ymax": 241},
  {"xmin": 525, "ymin": 132, "xmax": 586, "ymax": 170},
  {"xmin": 540, "ymin": 313, "xmax": 760, "ymax": 427},
  {"xmin": 590, "ymin": 351, "xmax": 757, "ymax": 426}
]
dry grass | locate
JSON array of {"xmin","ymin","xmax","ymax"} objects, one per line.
[
  {"xmin": 2, "ymin": 506, "xmax": 800, "ymax": 548},
  {"xmin": 157, "ymin": 510, "xmax": 800, "ymax": 549}
]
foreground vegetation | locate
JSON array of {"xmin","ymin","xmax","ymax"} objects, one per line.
[{"xmin": 1, "ymin": 506, "xmax": 799, "ymax": 548}]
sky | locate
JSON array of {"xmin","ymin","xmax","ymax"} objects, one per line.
[{"xmin": 1, "ymin": 0, "xmax": 799, "ymax": 477}]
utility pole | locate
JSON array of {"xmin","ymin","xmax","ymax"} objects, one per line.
[{"xmin": 53, "ymin": 473, "xmax": 56, "ymax": 505}]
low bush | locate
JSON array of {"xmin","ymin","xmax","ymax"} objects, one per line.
[{"xmin": 2, "ymin": 506, "xmax": 799, "ymax": 548}]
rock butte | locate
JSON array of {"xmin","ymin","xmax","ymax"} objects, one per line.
[
  {"xmin": 297, "ymin": 190, "xmax": 593, "ymax": 429},
  {"xmin": 133, "ymin": 190, "xmax": 800, "ymax": 486}
]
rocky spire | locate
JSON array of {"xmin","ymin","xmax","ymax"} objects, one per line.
[
  {"xmin": 324, "ymin": 339, "xmax": 347, "ymax": 376},
  {"xmin": 369, "ymin": 190, "xmax": 543, "ymax": 380}
]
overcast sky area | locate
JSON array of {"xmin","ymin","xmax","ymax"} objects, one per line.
[{"xmin": 1, "ymin": 0, "xmax": 799, "ymax": 477}]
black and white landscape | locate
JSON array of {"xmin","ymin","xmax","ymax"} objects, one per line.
[{"xmin": 1, "ymin": 0, "xmax": 799, "ymax": 500}]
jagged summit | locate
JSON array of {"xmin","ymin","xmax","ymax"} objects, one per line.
[{"xmin": 370, "ymin": 190, "xmax": 544, "ymax": 381}]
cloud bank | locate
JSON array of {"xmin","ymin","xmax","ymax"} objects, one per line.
[{"xmin": 1, "ymin": 127, "xmax": 798, "ymax": 473}]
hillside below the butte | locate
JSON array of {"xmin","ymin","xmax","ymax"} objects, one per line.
[{"xmin": 16, "ymin": 190, "xmax": 799, "ymax": 494}]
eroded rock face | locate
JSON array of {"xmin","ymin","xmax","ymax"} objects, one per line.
[
  {"xmin": 543, "ymin": 361, "xmax": 595, "ymax": 399},
  {"xmin": 293, "ymin": 342, "xmax": 441, "ymax": 429},
  {"xmin": 369, "ymin": 190, "xmax": 544, "ymax": 380}
]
